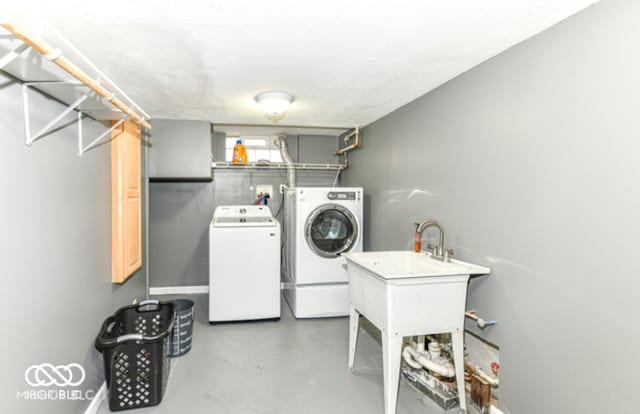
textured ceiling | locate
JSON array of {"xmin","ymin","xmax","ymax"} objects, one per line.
[{"xmin": 6, "ymin": 0, "xmax": 599, "ymax": 129}]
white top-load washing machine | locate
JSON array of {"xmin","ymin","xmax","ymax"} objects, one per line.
[
  {"xmin": 209, "ymin": 205, "xmax": 281, "ymax": 322},
  {"xmin": 283, "ymin": 187, "xmax": 363, "ymax": 318}
]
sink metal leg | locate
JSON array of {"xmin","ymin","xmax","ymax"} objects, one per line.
[
  {"xmin": 348, "ymin": 304, "xmax": 360, "ymax": 373},
  {"xmin": 451, "ymin": 330, "xmax": 467, "ymax": 413},
  {"xmin": 382, "ymin": 334, "xmax": 403, "ymax": 414}
]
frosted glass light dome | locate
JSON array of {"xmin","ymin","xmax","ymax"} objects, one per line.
[{"xmin": 255, "ymin": 91, "xmax": 294, "ymax": 122}]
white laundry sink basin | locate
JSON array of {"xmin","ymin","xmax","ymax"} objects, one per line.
[
  {"xmin": 343, "ymin": 250, "xmax": 490, "ymax": 280},
  {"xmin": 343, "ymin": 251, "xmax": 490, "ymax": 414},
  {"xmin": 342, "ymin": 250, "xmax": 490, "ymax": 335}
]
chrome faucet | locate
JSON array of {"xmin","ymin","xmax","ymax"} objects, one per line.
[{"xmin": 414, "ymin": 219, "xmax": 453, "ymax": 261}]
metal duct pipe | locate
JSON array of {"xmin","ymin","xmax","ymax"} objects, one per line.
[{"xmin": 275, "ymin": 135, "xmax": 295, "ymax": 188}]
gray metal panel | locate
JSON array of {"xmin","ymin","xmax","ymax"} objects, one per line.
[
  {"xmin": 342, "ymin": 1, "xmax": 639, "ymax": 412},
  {"xmin": 0, "ymin": 71, "xmax": 146, "ymax": 414},
  {"xmin": 149, "ymin": 119, "xmax": 212, "ymax": 179}
]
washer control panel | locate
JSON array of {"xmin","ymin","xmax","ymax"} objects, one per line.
[{"xmin": 327, "ymin": 191, "xmax": 360, "ymax": 201}]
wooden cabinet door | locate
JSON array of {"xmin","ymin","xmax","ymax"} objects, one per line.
[{"xmin": 112, "ymin": 119, "xmax": 142, "ymax": 283}]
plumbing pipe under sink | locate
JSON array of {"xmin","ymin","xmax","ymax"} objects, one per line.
[
  {"xmin": 402, "ymin": 341, "xmax": 455, "ymax": 378},
  {"xmin": 464, "ymin": 358, "xmax": 499, "ymax": 387}
]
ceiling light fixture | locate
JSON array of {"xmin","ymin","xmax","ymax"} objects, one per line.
[{"xmin": 254, "ymin": 91, "xmax": 294, "ymax": 123}]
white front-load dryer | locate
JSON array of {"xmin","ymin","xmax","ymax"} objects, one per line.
[{"xmin": 283, "ymin": 187, "xmax": 363, "ymax": 318}]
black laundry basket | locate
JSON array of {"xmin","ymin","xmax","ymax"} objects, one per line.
[{"xmin": 95, "ymin": 300, "xmax": 176, "ymax": 411}]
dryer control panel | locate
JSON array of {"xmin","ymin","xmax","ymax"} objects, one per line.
[{"xmin": 327, "ymin": 191, "xmax": 360, "ymax": 201}]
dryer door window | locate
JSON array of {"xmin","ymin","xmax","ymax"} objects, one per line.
[{"xmin": 305, "ymin": 204, "xmax": 358, "ymax": 258}]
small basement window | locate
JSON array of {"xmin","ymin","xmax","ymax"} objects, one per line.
[{"xmin": 225, "ymin": 136, "xmax": 284, "ymax": 163}]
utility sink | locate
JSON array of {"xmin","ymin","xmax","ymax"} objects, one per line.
[
  {"xmin": 343, "ymin": 250, "xmax": 490, "ymax": 336},
  {"xmin": 343, "ymin": 250, "xmax": 490, "ymax": 414},
  {"xmin": 343, "ymin": 250, "xmax": 490, "ymax": 279}
]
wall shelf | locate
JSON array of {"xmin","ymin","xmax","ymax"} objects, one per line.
[
  {"xmin": 212, "ymin": 162, "xmax": 345, "ymax": 171},
  {"xmin": 0, "ymin": 21, "xmax": 150, "ymax": 154}
]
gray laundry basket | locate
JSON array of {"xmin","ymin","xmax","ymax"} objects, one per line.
[{"xmin": 168, "ymin": 299, "xmax": 194, "ymax": 357}]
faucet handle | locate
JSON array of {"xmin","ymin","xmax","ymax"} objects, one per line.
[
  {"xmin": 443, "ymin": 248, "xmax": 454, "ymax": 261},
  {"xmin": 425, "ymin": 243, "xmax": 436, "ymax": 254}
]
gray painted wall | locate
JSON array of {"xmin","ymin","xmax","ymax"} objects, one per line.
[
  {"xmin": 150, "ymin": 131, "xmax": 341, "ymax": 287},
  {"xmin": 0, "ymin": 73, "xmax": 147, "ymax": 413},
  {"xmin": 341, "ymin": 0, "xmax": 639, "ymax": 412}
]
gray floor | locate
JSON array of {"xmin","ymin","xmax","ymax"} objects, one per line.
[{"xmin": 97, "ymin": 294, "xmax": 452, "ymax": 414}]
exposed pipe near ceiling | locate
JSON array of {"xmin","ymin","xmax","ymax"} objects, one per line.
[
  {"xmin": 336, "ymin": 126, "xmax": 360, "ymax": 155},
  {"xmin": 275, "ymin": 135, "xmax": 295, "ymax": 188}
]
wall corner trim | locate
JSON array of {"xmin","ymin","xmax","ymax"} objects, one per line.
[{"xmin": 84, "ymin": 381, "xmax": 107, "ymax": 414}]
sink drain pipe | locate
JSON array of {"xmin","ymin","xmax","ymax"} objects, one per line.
[{"xmin": 402, "ymin": 342, "xmax": 455, "ymax": 378}]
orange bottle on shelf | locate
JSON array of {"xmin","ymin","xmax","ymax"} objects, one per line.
[{"xmin": 232, "ymin": 139, "xmax": 248, "ymax": 164}]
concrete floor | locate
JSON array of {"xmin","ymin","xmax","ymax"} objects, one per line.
[{"xmin": 97, "ymin": 294, "xmax": 453, "ymax": 414}]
